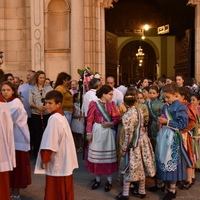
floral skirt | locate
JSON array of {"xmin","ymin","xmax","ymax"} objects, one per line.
[{"xmin": 122, "ymin": 132, "xmax": 156, "ymax": 182}]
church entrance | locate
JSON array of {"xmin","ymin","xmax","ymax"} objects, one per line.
[
  {"xmin": 119, "ymin": 40, "xmax": 157, "ymax": 83},
  {"xmin": 105, "ymin": 0, "xmax": 195, "ymax": 84}
]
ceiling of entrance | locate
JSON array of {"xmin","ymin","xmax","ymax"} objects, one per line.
[{"xmin": 106, "ymin": 0, "xmax": 195, "ymax": 36}]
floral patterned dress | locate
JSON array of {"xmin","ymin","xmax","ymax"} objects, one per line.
[{"xmin": 121, "ymin": 106, "xmax": 156, "ymax": 182}]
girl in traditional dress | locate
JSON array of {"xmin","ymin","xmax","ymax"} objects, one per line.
[
  {"xmin": 136, "ymin": 78, "xmax": 149, "ymax": 93},
  {"xmin": 176, "ymin": 87, "xmax": 196, "ymax": 190},
  {"xmin": 142, "ymin": 86, "xmax": 150, "ymax": 103},
  {"xmin": 147, "ymin": 85, "xmax": 164, "ymax": 151},
  {"xmin": 71, "ymin": 93, "xmax": 84, "ymax": 152},
  {"xmin": 136, "ymin": 91, "xmax": 145, "ymax": 104},
  {"xmin": 149, "ymin": 83, "xmax": 189, "ymax": 200},
  {"xmin": 191, "ymin": 94, "xmax": 200, "ymax": 170},
  {"xmin": 116, "ymin": 92, "xmax": 155, "ymax": 200},
  {"xmin": 0, "ymin": 81, "xmax": 31, "ymax": 200},
  {"xmin": 86, "ymin": 85, "xmax": 120, "ymax": 192}
]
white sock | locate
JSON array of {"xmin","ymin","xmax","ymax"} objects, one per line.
[
  {"xmin": 107, "ymin": 175, "xmax": 112, "ymax": 184},
  {"xmin": 96, "ymin": 175, "xmax": 101, "ymax": 182}
]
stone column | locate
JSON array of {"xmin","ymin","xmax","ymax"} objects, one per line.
[
  {"xmin": 30, "ymin": 0, "xmax": 44, "ymax": 71},
  {"xmin": 71, "ymin": 0, "xmax": 84, "ymax": 80},
  {"xmin": 195, "ymin": 2, "xmax": 200, "ymax": 83},
  {"xmin": 83, "ymin": 0, "xmax": 117, "ymax": 81}
]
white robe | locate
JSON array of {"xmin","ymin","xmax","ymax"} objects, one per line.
[
  {"xmin": 82, "ymin": 89, "xmax": 98, "ymax": 117},
  {"xmin": 34, "ymin": 113, "xmax": 78, "ymax": 176},
  {"xmin": 0, "ymin": 102, "xmax": 16, "ymax": 172},
  {"xmin": 112, "ymin": 88, "xmax": 124, "ymax": 107},
  {"xmin": 7, "ymin": 98, "xmax": 30, "ymax": 152}
]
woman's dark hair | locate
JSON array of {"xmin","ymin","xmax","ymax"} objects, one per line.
[
  {"xmin": 184, "ymin": 77, "xmax": 194, "ymax": 87},
  {"xmin": 158, "ymin": 77, "xmax": 166, "ymax": 84},
  {"xmin": 137, "ymin": 78, "xmax": 148, "ymax": 89},
  {"xmin": 96, "ymin": 85, "xmax": 113, "ymax": 98},
  {"xmin": 126, "ymin": 87, "xmax": 138, "ymax": 96},
  {"xmin": 45, "ymin": 90, "xmax": 63, "ymax": 104},
  {"xmin": 0, "ymin": 81, "xmax": 20, "ymax": 99},
  {"xmin": 177, "ymin": 87, "xmax": 190, "ymax": 102},
  {"xmin": 124, "ymin": 92, "xmax": 137, "ymax": 106},
  {"xmin": 34, "ymin": 70, "xmax": 46, "ymax": 85},
  {"xmin": 162, "ymin": 83, "xmax": 178, "ymax": 94},
  {"xmin": 45, "ymin": 78, "xmax": 51, "ymax": 81},
  {"xmin": 142, "ymin": 86, "xmax": 150, "ymax": 92},
  {"xmin": 3, "ymin": 73, "xmax": 14, "ymax": 82},
  {"xmin": 191, "ymin": 94, "xmax": 200, "ymax": 101},
  {"xmin": 176, "ymin": 74, "xmax": 186, "ymax": 86},
  {"xmin": 166, "ymin": 76, "xmax": 175, "ymax": 82},
  {"xmin": 73, "ymin": 93, "xmax": 79, "ymax": 103},
  {"xmin": 54, "ymin": 72, "xmax": 71, "ymax": 89},
  {"xmin": 149, "ymin": 85, "xmax": 159, "ymax": 93}
]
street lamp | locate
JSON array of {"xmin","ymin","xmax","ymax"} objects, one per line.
[
  {"xmin": 141, "ymin": 24, "xmax": 150, "ymax": 40},
  {"xmin": 0, "ymin": 52, "xmax": 3, "ymax": 66}
]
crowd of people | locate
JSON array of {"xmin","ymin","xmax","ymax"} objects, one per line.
[{"xmin": 1, "ymin": 69, "xmax": 200, "ymax": 200}]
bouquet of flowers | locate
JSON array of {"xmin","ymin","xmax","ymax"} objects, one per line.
[{"xmin": 77, "ymin": 67, "xmax": 102, "ymax": 92}]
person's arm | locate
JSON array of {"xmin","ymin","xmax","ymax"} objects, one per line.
[
  {"xmin": 40, "ymin": 150, "xmax": 53, "ymax": 169},
  {"xmin": 29, "ymin": 87, "xmax": 45, "ymax": 112},
  {"xmin": 86, "ymin": 101, "xmax": 95, "ymax": 142},
  {"xmin": 181, "ymin": 103, "xmax": 196, "ymax": 132},
  {"xmin": 158, "ymin": 104, "xmax": 189, "ymax": 130}
]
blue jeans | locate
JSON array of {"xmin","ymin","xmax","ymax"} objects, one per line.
[{"xmin": 63, "ymin": 111, "xmax": 72, "ymax": 125}]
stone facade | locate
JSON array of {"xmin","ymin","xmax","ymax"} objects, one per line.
[{"xmin": 0, "ymin": 0, "xmax": 198, "ymax": 82}]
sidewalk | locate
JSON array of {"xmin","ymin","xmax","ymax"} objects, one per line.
[{"xmin": 20, "ymin": 153, "xmax": 200, "ymax": 200}]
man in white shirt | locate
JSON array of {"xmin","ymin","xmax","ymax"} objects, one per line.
[
  {"xmin": 106, "ymin": 76, "xmax": 124, "ymax": 107},
  {"xmin": 117, "ymin": 81, "xmax": 127, "ymax": 96},
  {"xmin": 82, "ymin": 78, "xmax": 102, "ymax": 117}
]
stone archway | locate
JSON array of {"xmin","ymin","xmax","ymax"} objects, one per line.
[{"xmin": 119, "ymin": 40, "xmax": 157, "ymax": 83}]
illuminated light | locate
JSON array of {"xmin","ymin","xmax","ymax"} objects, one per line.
[{"xmin": 143, "ymin": 24, "xmax": 149, "ymax": 31}]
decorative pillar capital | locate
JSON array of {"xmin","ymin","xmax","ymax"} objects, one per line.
[
  {"xmin": 187, "ymin": 0, "xmax": 200, "ymax": 6},
  {"xmin": 98, "ymin": 0, "xmax": 118, "ymax": 8}
]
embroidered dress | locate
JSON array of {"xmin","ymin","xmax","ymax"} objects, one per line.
[
  {"xmin": 147, "ymin": 99, "xmax": 164, "ymax": 150},
  {"xmin": 86, "ymin": 100, "xmax": 120, "ymax": 175},
  {"xmin": 156, "ymin": 100, "xmax": 188, "ymax": 181},
  {"xmin": 181, "ymin": 102, "xmax": 196, "ymax": 167},
  {"xmin": 117, "ymin": 103, "xmax": 149, "ymax": 166},
  {"xmin": 121, "ymin": 106, "xmax": 156, "ymax": 182},
  {"xmin": 193, "ymin": 106, "xmax": 200, "ymax": 168}
]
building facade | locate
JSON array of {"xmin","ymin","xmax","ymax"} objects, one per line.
[{"xmin": 0, "ymin": 0, "xmax": 199, "ymax": 83}]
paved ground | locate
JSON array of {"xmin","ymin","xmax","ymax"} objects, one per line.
[{"xmin": 19, "ymin": 153, "xmax": 200, "ymax": 200}]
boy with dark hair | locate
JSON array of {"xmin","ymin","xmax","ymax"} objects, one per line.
[{"xmin": 35, "ymin": 90, "xmax": 78, "ymax": 200}]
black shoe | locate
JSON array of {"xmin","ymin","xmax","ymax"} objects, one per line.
[
  {"xmin": 148, "ymin": 185, "xmax": 165, "ymax": 192},
  {"xmin": 132, "ymin": 192, "xmax": 146, "ymax": 199},
  {"xmin": 91, "ymin": 179, "xmax": 101, "ymax": 190},
  {"xmin": 180, "ymin": 181, "xmax": 191, "ymax": 190},
  {"xmin": 116, "ymin": 193, "xmax": 129, "ymax": 200},
  {"xmin": 104, "ymin": 181, "xmax": 112, "ymax": 192},
  {"xmin": 162, "ymin": 191, "xmax": 176, "ymax": 200},
  {"xmin": 191, "ymin": 178, "xmax": 196, "ymax": 185}
]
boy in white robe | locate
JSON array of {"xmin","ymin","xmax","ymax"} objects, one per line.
[{"xmin": 35, "ymin": 90, "xmax": 78, "ymax": 200}]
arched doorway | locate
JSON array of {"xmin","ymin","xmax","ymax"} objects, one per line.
[{"xmin": 119, "ymin": 40, "xmax": 157, "ymax": 83}]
